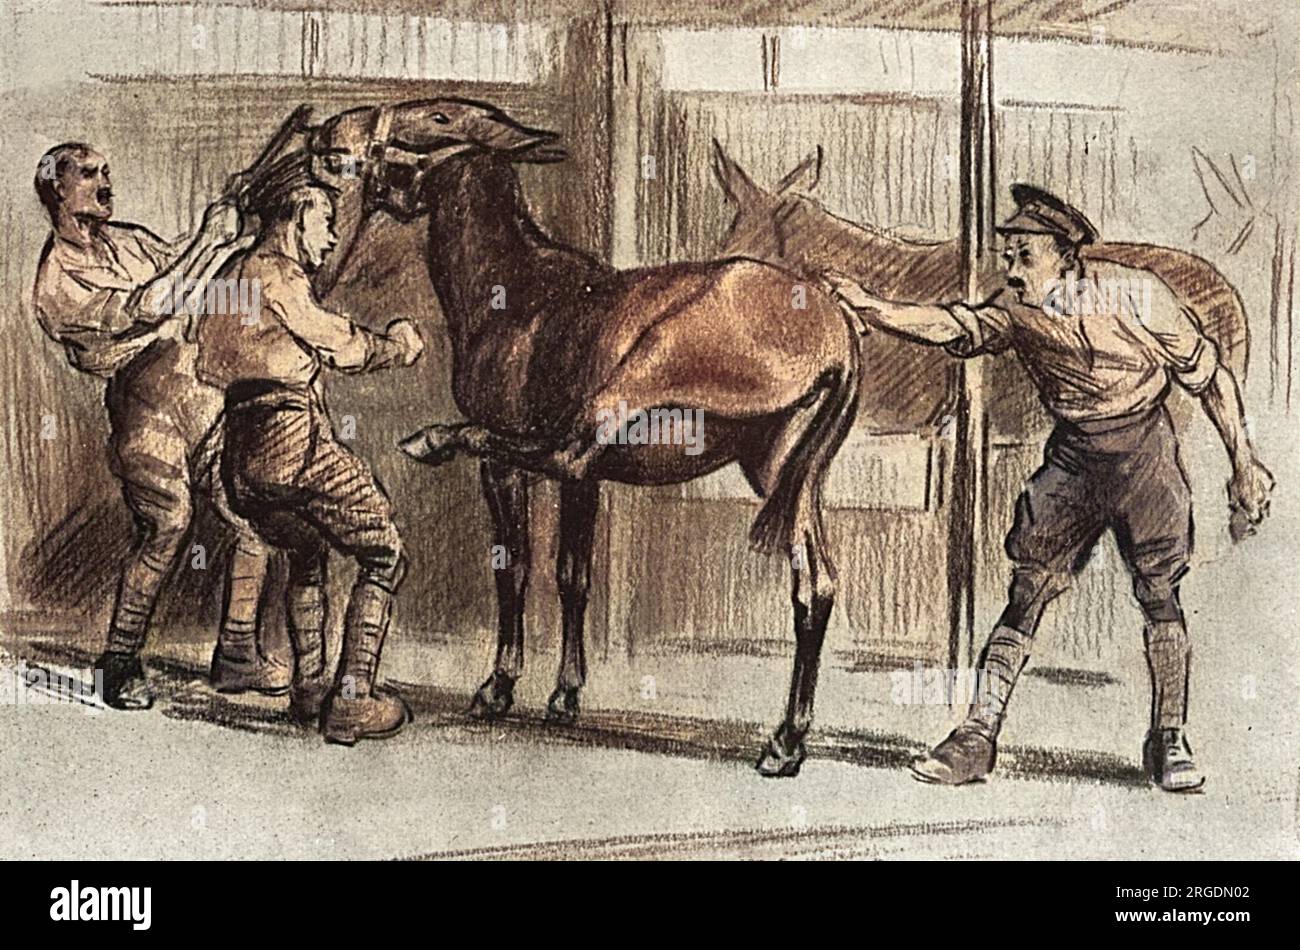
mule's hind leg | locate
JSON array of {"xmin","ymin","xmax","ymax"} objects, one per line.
[
  {"xmin": 469, "ymin": 461, "xmax": 530, "ymax": 720},
  {"xmin": 547, "ymin": 478, "xmax": 600, "ymax": 723},
  {"xmin": 742, "ymin": 364, "xmax": 858, "ymax": 777},
  {"xmin": 756, "ymin": 497, "xmax": 836, "ymax": 777}
]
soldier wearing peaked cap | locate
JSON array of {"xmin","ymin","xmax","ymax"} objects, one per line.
[{"xmin": 831, "ymin": 183, "xmax": 1274, "ymax": 792}]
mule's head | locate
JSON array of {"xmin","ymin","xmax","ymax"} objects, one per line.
[
  {"xmin": 714, "ymin": 141, "xmax": 822, "ymax": 265},
  {"xmin": 308, "ymin": 98, "xmax": 564, "ymax": 222}
]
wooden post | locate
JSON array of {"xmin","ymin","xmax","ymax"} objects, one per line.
[{"xmin": 948, "ymin": 0, "xmax": 996, "ymax": 682}]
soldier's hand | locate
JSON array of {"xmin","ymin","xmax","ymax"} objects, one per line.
[
  {"xmin": 386, "ymin": 319, "xmax": 425, "ymax": 366},
  {"xmin": 225, "ymin": 233, "xmax": 257, "ymax": 257},
  {"xmin": 201, "ymin": 198, "xmax": 243, "ymax": 244},
  {"xmin": 825, "ymin": 272, "xmax": 887, "ymax": 334},
  {"xmin": 825, "ymin": 272, "xmax": 877, "ymax": 311},
  {"xmin": 154, "ymin": 314, "xmax": 185, "ymax": 342},
  {"xmin": 1227, "ymin": 454, "xmax": 1274, "ymax": 540},
  {"xmin": 134, "ymin": 277, "xmax": 175, "ymax": 320}
]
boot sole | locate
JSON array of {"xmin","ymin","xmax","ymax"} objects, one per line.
[
  {"xmin": 1151, "ymin": 775, "xmax": 1206, "ymax": 793},
  {"xmin": 215, "ymin": 684, "xmax": 292, "ymax": 697},
  {"xmin": 289, "ymin": 705, "xmax": 324, "ymax": 727},
  {"xmin": 321, "ymin": 703, "xmax": 413, "ymax": 746},
  {"xmin": 102, "ymin": 697, "xmax": 154, "ymax": 711},
  {"xmin": 909, "ymin": 747, "xmax": 995, "ymax": 785},
  {"xmin": 1142, "ymin": 740, "xmax": 1205, "ymax": 793},
  {"xmin": 909, "ymin": 765, "xmax": 989, "ymax": 786},
  {"xmin": 322, "ymin": 721, "xmax": 407, "ymax": 746}
]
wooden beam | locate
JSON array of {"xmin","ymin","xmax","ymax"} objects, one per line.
[{"xmin": 948, "ymin": 0, "xmax": 995, "ymax": 680}]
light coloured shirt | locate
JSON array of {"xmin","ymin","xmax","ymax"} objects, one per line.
[
  {"xmin": 195, "ymin": 249, "xmax": 403, "ymax": 390},
  {"xmin": 32, "ymin": 223, "xmax": 173, "ymax": 378},
  {"xmin": 946, "ymin": 262, "xmax": 1218, "ymax": 426}
]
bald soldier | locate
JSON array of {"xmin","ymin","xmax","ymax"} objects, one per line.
[
  {"xmin": 832, "ymin": 184, "xmax": 1274, "ymax": 792},
  {"xmin": 196, "ymin": 184, "xmax": 424, "ymax": 743},
  {"xmin": 32, "ymin": 142, "xmax": 287, "ymax": 709}
]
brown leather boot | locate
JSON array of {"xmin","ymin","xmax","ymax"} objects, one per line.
[
  {"xmin": 1142, "ymin": 727, "xmax": 1205, "ymax": 792},
  {"xmin": 910, "ymin": 625, "xmax": 1031, "ymax": 785},
  {"xmin": 291, "ymin": 677, "xmax": 332, "ymax": 726},
  {"xmin": 96, "ymin": 650, "xmax": 154, "ymax": 710},
  {"xmin": 911, "ymin": 726, "xmax": 997, "ymax": 784},
  {"xmin": 320, "ymin": 581, "xmax": 411, "ymax": 745},
  {"xmin": 321, "ymin": 687, "xmax": 411, "ymax": 745},
  {"xmin": 209, "ymin": 631, "xmax": 291, "ymax": 696}
]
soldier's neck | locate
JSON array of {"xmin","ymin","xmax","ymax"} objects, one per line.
[
  {"xmin": 261, "ymin": 226, "xmax": 304, "ymax": 268},
  {"xmin": 53, "ymin": 212, "xmax": 105, "ymax": 250}
]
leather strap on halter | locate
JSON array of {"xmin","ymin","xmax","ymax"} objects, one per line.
[{"xmin": 365, "ymin": 103, "xmax": 395, "ymax": 193}]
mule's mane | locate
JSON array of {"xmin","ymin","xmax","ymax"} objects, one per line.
[{"xmin": 431, "ymin": 153, "xmax": 580, "ymax": 257}]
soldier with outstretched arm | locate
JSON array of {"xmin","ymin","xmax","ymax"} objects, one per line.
[
  {"xmin": 195, "ymin": 183, "xmax": 424, "ymax": 743},
  {"xmin": 831, "ymin": 184, "xmax": 1274, "ymax": 791},
  {"xmin": 32, "ymin": 142, "xmax": 287, "ymax": 709}
]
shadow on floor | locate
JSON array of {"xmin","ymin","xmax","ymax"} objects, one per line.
[{"xmin": 17, "ymin": 636, "xmax": 1147, "ymax": 789}]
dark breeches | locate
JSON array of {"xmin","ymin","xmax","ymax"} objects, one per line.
[{"xmin": 1000, "ymin": 407, "xmax": 1192, "ymax": 634}]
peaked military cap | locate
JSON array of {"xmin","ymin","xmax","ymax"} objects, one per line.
[{"xmin": 996, "ymin": 183, "xmax": 1099, "ymax": 246}]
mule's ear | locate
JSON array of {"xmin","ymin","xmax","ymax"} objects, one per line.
[
  {"xmin": 712, "ymin": 138, "xmax": 762, "ymax": 207},
  {"xmin": 775, "ymin": 146, "xmax": 822, "ymax": 195}
]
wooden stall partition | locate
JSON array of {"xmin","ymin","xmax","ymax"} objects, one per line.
[
  {"xmin": 603, "ymin": 28, "xmax": 961, "ymax": 665},
  {"xmin": 0, "ymin": 1, "xmax": 614, "ymax": 662}
]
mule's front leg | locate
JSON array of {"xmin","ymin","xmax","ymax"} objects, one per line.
[
  {"xmin": 547, "ymin": 478, "xmax": 600, "ymax": 724},
  {"xmin": 469, "ymin": 461, "xmax": 530, "ymax": 720},
  {"xmin": 757, "ymin": 515, "xmax": 836, "ymax": 778}
]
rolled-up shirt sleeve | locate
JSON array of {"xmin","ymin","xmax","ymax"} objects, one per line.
[
  {"xmin": 942, "ymin": 290, "xmax": 1014, "ymax": 358},
  {"xmin": 269, "ymin": 264, "xmax": 404, "ymax": 373},
  {"xmin": 1133, "ymin": 280, "xmax": 1219, "ymax": 394},
  {"xmin": 33, "ymin": 263, "xmax": 156, "ymax": 379}
]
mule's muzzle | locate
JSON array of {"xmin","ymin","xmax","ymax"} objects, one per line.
[{"xmin": 506, "ymin": 127, "xmax": 566, "ymax": 164}]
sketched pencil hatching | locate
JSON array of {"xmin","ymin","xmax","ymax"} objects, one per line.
[{"xmin": 0, "ymin": 0, "xmax": 1296, "ymax": 862}]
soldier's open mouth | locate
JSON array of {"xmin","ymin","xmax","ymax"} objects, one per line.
[{"xmin": 97, "ymin": 187, "xmax": 112, "ymax": 204}]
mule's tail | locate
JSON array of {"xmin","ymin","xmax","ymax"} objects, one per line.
[{"xmin": 749, "ymin": 351, "xmax": 861, "ymax": 557}]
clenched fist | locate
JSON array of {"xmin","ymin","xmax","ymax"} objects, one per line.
[
  {"xmin": 385, "ymin": 318, "xmax": 425, "ymax": 367},
  {"xmin": 200, "ymin": 199, "xmax": 243, "ymax": 244},
  {"xmin": 1227, "ymin": 454, "xmax": 1275, "ymax": 541}
]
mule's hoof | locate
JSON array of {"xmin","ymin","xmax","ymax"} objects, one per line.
[
  {"xmin": 545, "ymin": 687, "xmax": 581, "ymax": 724},
  {"xmin": 397, "ymin": 426, "xmax": 460, "ymax": 467},
  {"xmin": 755, "ymin": 727, "xmax": 807, "ymax": 778},
  {"xmin": 468, "ymin": 674, "xmax": 514, "ymax": 720}
]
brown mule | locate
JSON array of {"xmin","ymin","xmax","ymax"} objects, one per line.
[
  {"xmin": 306, "ymin": 98, "xmax": 861, "ymax": 776},
  {"xmin": 711, "ymin": 142, "xmax": 1249, "ymax": 390}
]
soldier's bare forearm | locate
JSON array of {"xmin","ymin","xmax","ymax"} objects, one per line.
[
  {"xmin": 134, "ymin": 232, "xmax": 252, "ymax": 323},
  {"xmin": 174, "ymin": 238, "xmax": 256, "ymax": 336},
  {"xmin": 132, "ymin": 248, "xmax": 213, "ymax": 320},
  {"xmin": 133, "ymin": 198, "xmax": 246, "ymax": 320},
  {"xmin": 1199, "ymin": 364, "xmax": 1255, "ymax": 469},
  {"xmin": 828, "ymin": 277, "xmax": 965, "ymax": 344},
  {"xmin": 864, "ymin": 300, "xmax": 965, "ymax": 345},
  {"xmin": 1200, "ymin": 363, "xmax": 1274, "ymax": 531}
]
